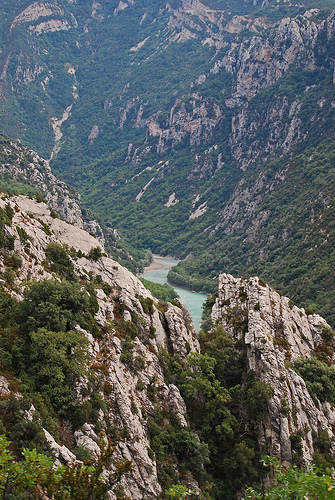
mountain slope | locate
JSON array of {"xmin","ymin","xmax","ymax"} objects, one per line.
[
  {"xmin": 0, "ymin": 192, "xmax": 201, "ymax": 499},
  {"xmin": 1, "ymin": 192, "xmax": 335, "ymax": 499},
  {"xmin": 0, "ymin": 1, "xmax": 334, "ymax": 325},
  {"xmin": 0, "ymin": 133, "xmax": 151, "ymax": 272}
]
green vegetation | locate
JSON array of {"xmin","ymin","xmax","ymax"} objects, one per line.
[
  {"xmin": 139, "ymin": 278, "xmax": 179, "ymax": 302},
  {"xmin": 45, "ymin": 242, "xmax": 75, "ymax": 280},
  {"xmin": 246, "ymin": 456, "xmax": 335, "ymax": 500},
  {"xmin": 146, "ymin": 405, "xmax": 210, "ymax": 491},
  {"xmin": 0, "ymin": 434, "xmax": 132, "ymax": 500},
  {"xmin": 0, "ymin": 2, "xmax": 335, "ymax": 329},
  {"xmin": 158, "ymin": 324, "xmax": 274, "ymax": 498},
  {"xmin": 0, "ymin": 278, "xmax": 99, "ymax": 421},
  {"xmin": 88, "ymin": 246, "xmax": 103, "ymax": 262},
  {"xmin": 168, "ymin": 130, "xmax": 335, "ymax": 325},
  {"xmin": 165, "ymin": 485, "xmax": 195, "ymax": 499},
  {"xmin": 1, "ymin": 3, "xmax": 335, "ymax": 495},
  {"xmin": 294, "ymin": 357, "xmax": 335, "ymax": 404}
]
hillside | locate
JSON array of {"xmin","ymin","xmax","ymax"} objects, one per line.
[
  {"xmin": 0, "ymin": 192, "xmax": 335, "ymax": 498},
  {"xmin": 0, "ymin": 0, "xmax": 334, "ymax": 327},
  {"xmin": 0, "ymin": 133, "xmax": 151, "ymax": 273},
  {"xmin": 0, "ymin": 192, "xmax": 200, "ymax": 499}
]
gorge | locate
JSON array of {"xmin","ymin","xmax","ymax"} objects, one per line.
[
  {"xmin": 0, "ymin": 0, "xmax": 334, "ymax": 499},
  {"xmin": 141, "ymin": 255, "xmax": 207, "ymax": 330},
  {"xmin": 0, "ymin": 0, "xmax": 334, "ymax": 325}
]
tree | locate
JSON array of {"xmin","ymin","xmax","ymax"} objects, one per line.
[
  {"xmin": 88, "ymin": 246, "xmax": 102, "ymax": 261},
  {"xmin": 245, "ymin": 456, "xmax": 335, "ymax": 500},
  {"xmin": 18, "ymin": 279, "xmax": 98, "ymax": 334},
  {"xmin": 27, "ymin": 327, "xmax": 89, "ymax": 412},
  {"xmin": 45, "ymin": 242, "xmax": 75, "ymax": 280},
  {"xmin": 0, "ymin": 434, "xmax": 132, "ymax": 500}
]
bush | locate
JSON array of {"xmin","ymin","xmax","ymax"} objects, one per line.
[
  {"xmin": 102, "ymin": 282, "xmax": 113, "ymax": 296},
  {"xmin": 45, "ymin": 242, "xmax": 75, "ymax": 280},
  {"xmin": 88, "ymin": 246, "xmax": 102, "ymax": 261},
  {"xmin": 294, "ymin": 357, "xmax": 335, "ymax": 403},
  {"xmin": 35, "ymin": 192, "xmax": 46, "ymax": 203},
  {"xmin": 245, "ymin": 456, "xmax": 335, "ymax": 500}
]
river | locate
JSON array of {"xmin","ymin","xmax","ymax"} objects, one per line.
[{"xmin": 141, "ymin": 255, "xmax": 207, "ymax": 331}]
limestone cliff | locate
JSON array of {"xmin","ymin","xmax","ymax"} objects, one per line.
[
  {"xmin": 212, "ymin": 273, "xmax": 335, "ymax": 466},
  {"xmin": 0, "ymin": 134, "xmax": 106, "ymax": 243},
  {"xmin": 0, "ymin": 193, "xmax": 199, "ymax": 499},
  {"xmin": 125, "ymin": 8, "xmax": 335, "ymax": 170},
  {"xmin": 1, "ymin": 193, "xmax": 335, "ymax": 497}
]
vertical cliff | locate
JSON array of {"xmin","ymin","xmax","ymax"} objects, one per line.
[{"xmin": 212, "ymin": 273, "xmax": 335, "ymax": 466}]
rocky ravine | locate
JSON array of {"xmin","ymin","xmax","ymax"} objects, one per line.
[
  {"xmin": 1, "ymin": 193, "xmax": 335, "ymax": 498},
  {"xmin": 0, "ymin": 194, "xmax": 199, "ymax": 499},
  {"xmin": 212, "ymin": 273, "xmax": 335, "ymax": 466}
]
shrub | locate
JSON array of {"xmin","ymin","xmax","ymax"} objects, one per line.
[
  {"xmin": 0, "ymin": 434, "xmax": 132, "ymax": 499},
  {"xmin": 4, "ymin": 267, "xmax": 16, "ymax": 285},
  {"xmin": 245, "ymin": 456, "xmax": 335, "ymax": 500},
  {"xmin": 138, "ymin": 296, "xmax": 154, "ymax": 315},
  {"xmin": 27, "ymin": 327, "xmax": 89, "ymax": 413},
  {"xmin": 35, "ymin": 192, "xmax": 46, "ymax": 203},
  {"xmin": 136, "ymin": 380, "xmax": 145, "ymax": 391},
  {"xmin": 36, "ymin": 218, "xmax": 51, "ymax": 236},
  {"xmin": 294, "ymin": 357, "xmax": 335, "ymax": 403},
  {"xmin": 88, "ymin": 246, "xmax": 102, "ymax": 261},
  {"xmin": 4, "ymin": 252, "xmax": 22, "ymax": 270},
  {"xmin": 102, "ymin": 282, "xmax": 113, "ymax": 296}
]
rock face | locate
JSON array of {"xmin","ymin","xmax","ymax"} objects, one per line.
[
  {"xmin": 0, "ymin": 134, "xmax": 106, "ymax": 245},
  {"xmin": 212, "ymin": 273, "xmax": 335, "ymax": 465},
  {"xmin": 0, "ymin": 193, "xmax": 199, "ymax": 499},
  {"xmin": 2, "ymin": 193, "xmax": 335, "ymax": 497},
  {"xmin": 114, "ymin": 7, "xmax": 334, "ymax": 168}
]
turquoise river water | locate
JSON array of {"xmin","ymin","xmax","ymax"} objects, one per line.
[{"xmin": 140, "ymin": 255, "xmax": 207, "ymax": 330}]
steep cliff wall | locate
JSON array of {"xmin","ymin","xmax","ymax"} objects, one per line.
[
  {"xmin": 0, "ymin": 193, "xmax": 200, "ymax": 499},
  {"xmin": 212, "ymin": 273, "xmax": 335, "ymax": 466}
]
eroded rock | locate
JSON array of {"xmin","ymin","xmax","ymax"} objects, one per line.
[{"xmin": 212, "ymin": 273, "xmax": 335, "ymax": 464}]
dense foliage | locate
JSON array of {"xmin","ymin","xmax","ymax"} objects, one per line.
[
  {"xmin": 0, "ymin": 277, "xmax": 100, "ymax": 423},
  {"xmin": 0, "ymin": 434, "xmax": 132, "ymax": 500},
  {"xmin": 0, "ymin": 1, "xmax": 335, "ymax": 327},
  {"xmin": 139, "ymin": 277, "xmax": 179, "ymax": 302},
  {"xmin": 246, "ymin": 456, "xmax": 335, "ymax": 500},
  {"xmin": 158, "ymin": 324, "xmax": 274, "ymax": 499}
]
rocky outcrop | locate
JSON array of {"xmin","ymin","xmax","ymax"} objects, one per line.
[
  {"xmin": 0, "ymin": 194, "xmax": 200, "ymax": 499},
  {"xmin": 218, "ymin": 15, "xmax": 319, "ymax": 103},
  {"xmin": 229, "ymin": 97, "xmax": 304, "ymax": 170},
  {"xmin": 0, "ymin": 135, "xmax": 105, "ymax": 245},
  {"xmin": 119, "ymin": 94, "xmax": 223, "ymax": 153},
  {"xmin": 155, "ymin": 95, "xmax": 223, "ymax": 153},
  {"xmin": 10, "ymin": 2, "xmax": 76, "ymax": 35},
  {"xmin": 212, "ymin": 273, "xmax": 335, "ymax": 465}
]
